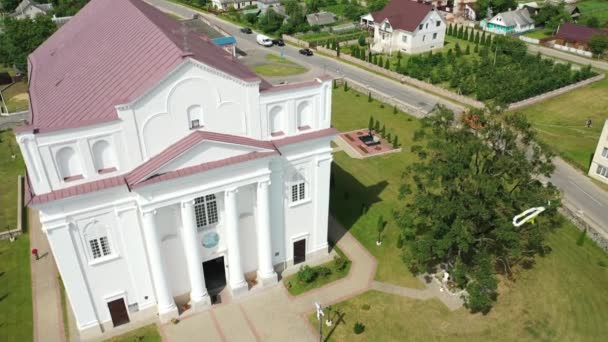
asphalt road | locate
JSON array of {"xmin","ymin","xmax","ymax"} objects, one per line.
[{"xmin": 146, "ymin": 0, "xmax": 608, "ymax": 236}]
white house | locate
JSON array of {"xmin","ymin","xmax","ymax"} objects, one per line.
[
  {"xmin": 366, "ymin": 0, "xmax": 446, "ymax": 55},
  {"xmin": 480, "ymin": 8, "xmax": 535, "ymax": 35},
  {"xmin": 17, "ymin": 0, "xmax": 335, "ymax": 339},
  {"xmin": 210, "ymin": 0, "xmax": 256, "ymax": 10},
  {"xmin": 589, "ymin": 120, "xmax": 608, "ymax": 185},
  {"xmin": 10, "ymin": 0, "xmax": 53, "ymax": 19}
]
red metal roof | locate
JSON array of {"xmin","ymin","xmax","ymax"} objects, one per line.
[
  {"xmin": 27, "ymin": 0, "xmax": 262, "ymax": 133},
  {"xmin": 272, "ymin": 128, "xmax": 338, "ymax": 147},
  {"xmin": 555, "ymin": 23, "xmax": 604, "ymax": 44},
  {"xmin": 371, "ymin": 0, "xmax": 433, "ymax": 32},
  {"xmin": 126, "ymin": 130, "xmax": 277, "ymax": 185}
]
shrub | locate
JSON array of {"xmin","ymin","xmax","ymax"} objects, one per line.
[
  {"xmin": 598, "ymin": 260, "xmax": 607, "ymax": 268},
  {"xmin": 358, "ymin": 35, "xmax": 366, "ymax": 46},
  {"xmin": 354, "ymin": 322, "xmax": 365, "ymax": 334},
  {"xmin": 374, "ymin": 119, "xmax": 380, "ymax": 132},
  {"xmin": 396, "ymin": 234, "xmax": 403, "ymax": 248},
  {"xmin": 344, "ymin": 191, "xmax": 349, "ymax": 199},
  {"xmin": 393, "ymin": 105, "xmax": 397, "ymax": 114},
  {"xmin": 368, "ymin": 116, "xmax": 374, "ymax": 130},
  {"xmin": 380, "ymin": 104, "xmax": 384, "ymax": 108},
  {"xmin": 368, "ymin": 91, "xmax": 372, "ymax": 102},
  {"xmin": 297, "ymin": 265, "xmax": 318, "ymax": 283},
  {"xmin": 361, "ymin": 303, "xmax": 371, "ymax": 310},
  {"xmin": 343, "ymin": 80, "xmax": 348, "ymax": 91},
  {"xmin": 380, "ymin": 124, "xmax": 386, "ymax": 137},
  {"xmin": 392, "ymin": 135, "xmax": 399, "ymax": 148},
  {"xmin": 317, "ymin": 266, "xmax": 332, "ymax": 278},
  {"xmin": 334, "ymin": 255, "xmax": 348, "ymax": 271}
]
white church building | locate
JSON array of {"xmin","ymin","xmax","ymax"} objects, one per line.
[{"xmin": 16, "ymin": 0, "xmax": 335, "ymax": 338}]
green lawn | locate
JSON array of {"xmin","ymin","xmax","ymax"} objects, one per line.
[
  {"xmin": 523, "ymin": 28, "xmax": 554, "ymax": 40},
  {"xmin": 330, "ymin": 88, "xmax": 424, "ymax": 289},
  {"xmin": 1, "ymin": 81, "xmax": 29, "ymax": 113},
  {"xmin": 578, "ymin": 0, "xmax": 608, "ymax": 25},
  {"xmin": 513, "ymin": 75, "xmax": 608, "ymax": 171},
  {"xmin": 283, "ymin": 246, "xmax": 351, "ymax": 296},
  {"xmin": 105, "ymin": 324, "xmax": 161, "ymax": 342},
  {"xmin": 0, "ymin": 236, "xmax": 33, "ymax": 342},
  {"xmin": 0, "ymin": 130, "xmax": 26, "ymax": 230},
  {"xmin": 309, "ymin": 222, "xmax": 608, "ymax": 340},
  {"xmin": 252, "ymin": 54, "xmax": 308, "ymax": 77}
]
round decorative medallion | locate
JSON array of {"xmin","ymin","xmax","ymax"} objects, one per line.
[{"xmin": 202, "ymin": 232, "xmax": 220, "ymax": 248}]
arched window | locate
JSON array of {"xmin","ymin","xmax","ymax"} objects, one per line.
[
  {"xmin": 84, "ymin": 223, "xmax": 113, "ymax": 260},
  {"xmin": 290, "ymin": 171, "xmax": 307, "ymax": 204},
  {"xmin": 56, "ymin": 146, "xmax": 82, "ymax": 181},
  {"xmin": 269, "ymin": 106, "xmax": 284, "ymax": 136},
  {"xmin": 194, "ymin": 194, "xmax": 218, "ymax": 231},
  {"xmin": 297, "ymin": 101, "xmax": 312, "ymax": 131},
  {"xmin": 92, "ymin": 140, "xmax": 116, "ymax": 174},
  {"xmin": 187, "ymin": 105, "xmax": 203, "ymax": 129}
]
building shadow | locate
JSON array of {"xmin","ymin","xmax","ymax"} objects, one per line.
[{"xmin": 328, "ymin": 163, "xmax": 387, "ymax": 244}]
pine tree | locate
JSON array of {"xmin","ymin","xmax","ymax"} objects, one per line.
[
  {"xmin": 447, "ymin": 24, "xmax": 453, "ymax": 36},
  {"xmin": 474, "ymin": 43, "xmax": 479, "ymax": 53},
  {"xmin": 373, "ymin": 55, "xmax": 377, "ymax": 65},
  {"xmin": 368, "ymin": 50, "xmax": 373, "ymax": 63},
  {"xmin": 474, "ymin": 31, "xmax": 480, "ymax": 44},
  {"xmin": 333, "ymin": 79, "xmax": 337, "ymax": 89},
  {"xmin": 386, "ymin": 132, "xmax": 392, "ymax": 143},
  {"xmin": 465, "ymin": 45, "xmax": 470, "ymax": 55},
  {"xmin": 336, "ymin": 42, "xmax": 340, "ymax": 57},
  {"xmin": 480, "ymin": 32, "xmax": 486, "ymax": 46},
  {"xmin": 343, "ymin": 80, "xmax": 348, "ymax": 91},
  {"xmin": 392, "ymin": 135, "xmax": 399, "ymax": 148},
  {"xmin": 455, "ymin": 43, "xmax": 462, "ymax": 56},
  {"xmin": 380, "ymin": 124, "xmax": 386, "ymax": 137},
  {"xmin": 470, "ymin": 29, "xmax": 476, "ymax": 43},
  {"xmin": 368, "ymin": 91, "xmax": 373, "ymax": 102},
  {"xmin": 393, "ymin": 104, "xmax": 398, "ymax": 114},
  {"xmin": 486, "ymin": 34, "xmax": 492, "ymax": 46},
  {"xmin": 457, "ymin": 26, "xmax": 464, "ymax": 39},
  {"xmin": 384, "ymin": 58, "xmax": 390, "ymax": 69},
  {"xmin": 463, "ymin": 27, "xmax": 469, "ymax": 41},
  {"xmin": 374, "ymin": 119, "xmax": 380, "ymax": 132},
  {"xmin": 368, "ymin": 116, "xmax": 374, "ymax": 130}
]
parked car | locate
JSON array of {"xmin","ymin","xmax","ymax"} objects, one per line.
[
  {"xmin": 299, "ymin": 48, "xmax": 313, "ymax": 56},
  {"xmin": 240, "ymin": 27, "xmax": 252, "ymax": 34},
  {"xmin": 272, "ymin": 39, "xmax": 285, "ymax": 46},
  {"xmin": 256, "ymin": 34, "xmax": 273, "ymax": 47}
]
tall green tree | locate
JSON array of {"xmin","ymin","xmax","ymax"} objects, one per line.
[
  {"xmin": 588, "ymin": 33, "xmax": 608, "ymax": 57},
  {"xmin": 0, "ymin": 15, "xmax": 57, "ymax": 73},
  {"xmin": 0, "ymin": 0, "xmax": 20, "ymax": 12},
  {"xmin": 396, "ymin": 107, "xmax": 561, "ymax": 313}
]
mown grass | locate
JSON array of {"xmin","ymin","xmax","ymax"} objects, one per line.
[
  {"xmin": 309, "ymin": 221, "xmax": 608, "ymax": 341},
  {"xmin": 0, "ymin": 130, "xmax": 26, "ymax": 230},
  {"xmin": 1, "ymin": 81, "xmax": 29, "ymax": 112},
  {"xmin": 513, "ymin": 75, "xmax": 608, "ymax": 171},
  {"xmin": 0, "ymin": 235, "xmax": 33, "ymax": 342},
  {"xmin": 330, "ymin": 87, "xmax": 424, "ymax": 289},
  {"xmin": 283, "ymin": 246, "xmax": 351, "ymax": 296},
  {"xmin": 252, "ymin": 54, "xmax": 308, "ymax": 77}
]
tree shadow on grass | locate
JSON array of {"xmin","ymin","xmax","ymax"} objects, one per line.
[
  {"xmin": 323, "ymin": 311, "xmax": 346, "ymax": 342},
  {"xmin": 328, "ymin": 162, "xmax": 387, "ymax": 244}
]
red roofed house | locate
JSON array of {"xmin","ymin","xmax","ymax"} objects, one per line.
[
  {"xmin": 365, "ymin": 0, "xmax": 446, "ymax": 54},
  {"xmin": 15, "ymin": 0, "xmax": 335, "ymax": 338},
  {"xmin": 554, "ymin": 23, "xmax": 606, "ymax": 52}
]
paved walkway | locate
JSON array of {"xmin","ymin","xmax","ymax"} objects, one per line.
[
  {"xmin": 527, "ymin": 44, "xmax": 608, "ymax": 71},
  {"xmin": 29, "ymin": 209, "xmax": 66, "ymax": 342}
]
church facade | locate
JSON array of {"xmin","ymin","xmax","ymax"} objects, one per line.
[{"xmin": 16, "ymin": 0, "xmax": 335, "ymax": 338}]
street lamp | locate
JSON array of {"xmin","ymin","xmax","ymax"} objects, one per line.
[
  {"xmin": 315, "ymin": 302, "xmax": 324, "ymax": 342},
  {"xmin": 512, "ymin": 207, "xmax": 546, "ymax": 227}
]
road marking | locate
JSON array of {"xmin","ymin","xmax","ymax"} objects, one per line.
[{"xmin": 569, "ymin": 180, "xmax": 605, "ymax": 207}]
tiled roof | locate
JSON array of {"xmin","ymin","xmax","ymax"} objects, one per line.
[
  {"xmin": 272, "ymin": 128, "xmax": 338, "ymax": 147},
  {"xmin": 27, "ymin": 0, "xmax": 261, "ymax": 133},
  {"xmin": 556, "ymin": 23, "xmax": 604, "ymax": 44},
  {"xmin": 371, "ymin": 0, "xmax": 433, "ymax": 32}
]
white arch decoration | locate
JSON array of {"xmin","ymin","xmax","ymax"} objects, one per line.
[{"xmin": 56, "ymin": 146, "xmax": 81, "ymax": 180}]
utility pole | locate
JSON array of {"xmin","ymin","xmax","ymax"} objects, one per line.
[{"xmin": 315, "ymin": 302, "xmax": 324, "ymax": 342}]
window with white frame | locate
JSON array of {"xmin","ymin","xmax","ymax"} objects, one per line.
[
  {"xmin": 433, "ymin": 32, "xmax": 437, "ymax": 40},
  {"xmin": 602, "ymin": 147, "xmax": 608, "ymax": 158},
  {"xmin": 56, "ymin": 146, "xmax": 83, "ymax": 181},
  {"xmin": 187, "ymin": 105, "xmax": 203, "ymax": 129},
  {"xmin": 194, "ymin": 194, "xmax": 219, "ymax": 230},
  {"xmin": 402, "ymin": 35, "xmax": 408, "ymax": 43},
  {"xmin": 290, "ymin": 171, "xmax": 307, "ymax": 204},
  {"xmin": 597, "ymin": 165, "xmax": 608, "ymax": 178},
  {"xmin": 84, "ymin": 223, "xmax": 113, "ymax": 260},
  {"xmin": 418, "ymin": 24, "xmax": 423, "ymax": 30},
  {"xmin": 269, "ymin": 106, "xmax": 284, "ymax": 136}
]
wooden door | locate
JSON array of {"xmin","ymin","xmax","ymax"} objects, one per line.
[
  {"xmin": 293, "ymin": 239, "xmax": 306, "ymax": 265},
  {"xmin": 107, "ymin": 298, "xmax": 130, "ymax": 327}
]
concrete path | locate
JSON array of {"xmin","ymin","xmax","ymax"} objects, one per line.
[
  {"xmin": 371, "ymin": 277, "xmax": 464, "ymax": 312},
  {"xmin": 29, "ymin": 209, "xmax": 67, "ymax": 342},
  {"xmin": 527, "ymin": 44, "xmax": 608, "ymax": 71}
]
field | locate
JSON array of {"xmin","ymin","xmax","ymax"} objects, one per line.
[
  {"xmin": 523, "ymin": 28, "xmax": 554, "ymax": 40},
  {"xmin": 0, "ymin": 130, "xmax": 26, "ymax": 230},
  {"xmin": 309, "ymin": 223, "xmax": 608, "ymax": 341},
  {"xmin": 0, "ymin": 236, "xmax": 33, "ymax": 342},
  {"xmin": 330, "ymin": 87, "xmax": 425, "ymax": 288},
  {"xmin": 578, "ymin": 0, "xmax": 608, "ymax": 25},
  {"xmin": 514, "ymin": 75, "xmax": 608, "ymax": 171}
]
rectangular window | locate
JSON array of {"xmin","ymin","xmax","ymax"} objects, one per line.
[
  {"xmin": 402, "ymin": 35, "xmax": 407, "ymax": 43},
  {"xmin": 291, "ymin": 180, "xmax": 307, "ymax": 204},
  {"xmin": 433, "ymin": 33, "xmax": 437, "ymax": 40},
  {"xmin": 190, "ymin": 119, "xmax": 200, "ymax": 129},
  {"xmin": 291, "ymin": 184, "xmax": 299, "ymax": 202},
  {"xmin": 419, "ymin": 24, "xmax": 423, "ymax": 30},
  {"xmin": 436, "ymin": 21, "xmax": 441, "ymax": 27},
  {"xmin": 597, "ymin": 165, "xmax": 608, "ymax": 178},
  {"xmin": 602, "ymin": 147, "xmax": 608, "ymax": 158},
  {"xmin": 100, "ymin": 236, "xmax": 112, "ymax": 256},
  {"xmin": 89, "ymin": 239, "xmax": 101, "ymax": 259},
  {"xmin": 195, "ymin": 194, "xmax": 219, "ymax": 230}
]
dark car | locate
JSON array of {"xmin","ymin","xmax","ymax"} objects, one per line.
[
  {"xmin": 299, "ymin": 48, "xmax": 313, "ymax": 56},
  {"xmin": 272, "ymin": 39, "xmax": 285, "ymax": 46},
  {"xmin": 240, "ymin": 27, "xmax": 252, "ymax": 34}
]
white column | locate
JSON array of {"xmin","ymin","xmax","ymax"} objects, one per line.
[
  {"xmin": 256, "ymin": 180, "xmax": 277, "ymax": 285},
  {"xmin": 180, "ymin": 200, "xmax": 211, "ymax": 309},
  {"xmin": 141, "ymin": 210, "xmax": 177, "ymax": 321},
  {"xmin": 224, "ymin": 188, "xmax": 248, "ymax": 295}
]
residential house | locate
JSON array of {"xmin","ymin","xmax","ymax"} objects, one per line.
[
  {"xmin": 306, "ymin": 11, "xmax": 336, "ymax": 27},
  {"xmin": 517, "ymin": 2, "xmax": 540, "ymax": 17},
  {"xmin": 553, "ymin": 23, "xmax": 606, "ymax": 51},
  {"xmin": 589, "ymin": 120, "xmax": 608, "ymax": 185},
  {"xmin": 366, "ymin": 0, "xmax": 446, "ymax": 54},
  {"xmin": 564, "ymin": 4, "xmax": 581, "ymax": 22},
  {"xmin": 480, "ymin": 8, "xmax": 535, "ymax": 35},
  {"xmin": 210, "ymin": 0, "xmax": 255, "ymax": 10},
  {"xmin": 17, "ymin": 0, "xmax": 335, "ymax": 339},
  {"xmin": 11, "ymin": 0, "xmax": 52, "ymax": 19}
]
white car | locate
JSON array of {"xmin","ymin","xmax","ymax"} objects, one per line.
[{"xmin": 256, "ymin": 34, "xmax": 273, "ymax": 47}]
